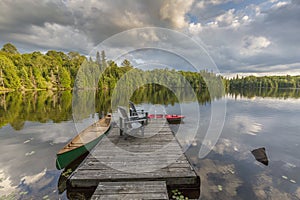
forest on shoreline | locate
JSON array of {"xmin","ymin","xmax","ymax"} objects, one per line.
[
  {"xmin": 1, "ymin": 43, "xmax": 300, "ymax": 92},
  {"xmin": 2, "ymin": 87, "xmax": 300, "ymax": 130}
]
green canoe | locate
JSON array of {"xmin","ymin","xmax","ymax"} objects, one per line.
[{"xmin": 56, "ymin": 115, "xmax": 111, "ymax": 170}]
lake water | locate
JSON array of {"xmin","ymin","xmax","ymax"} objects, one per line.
[{"xmin": 0, "ymin": 89, "xmax": 300, "ymax": 199}]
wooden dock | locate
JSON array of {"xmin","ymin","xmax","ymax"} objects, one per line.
[
  {"xmin": 67, "ymin": 118, "xmax": 200, "ymax": 199},
  {"xmin": 91, "ymin": 181, "xmax": 169, "ymax": 200}
]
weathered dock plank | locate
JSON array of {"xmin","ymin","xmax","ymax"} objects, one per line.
[
  {"xmin": 91, "ymin": 181, "xmax": 168, "ymax": 200},
  {"xmin": 67, "ymin": 118, "xmax": 200, "ymax": 198}
]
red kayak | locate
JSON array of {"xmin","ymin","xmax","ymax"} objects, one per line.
[
  {"xmin": 165, "ymin": 115, "xmax": 185, "ymax": 123},
  {"xmin": 148, "ymin": 114, "xmax": 185, "ymax": 123}
]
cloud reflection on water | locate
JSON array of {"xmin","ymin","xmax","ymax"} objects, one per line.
[
  {"xmin": 185, "ymin": 96, "xmax": 300, "ymax": 199},
  {"xmin": 0, "ymin": 121, "xmax": 76, "ymax": 199}
]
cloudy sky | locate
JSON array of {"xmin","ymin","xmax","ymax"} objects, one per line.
[{"xmin": 0, "ymin": 0, "xmax": 299, "ymax": 75}]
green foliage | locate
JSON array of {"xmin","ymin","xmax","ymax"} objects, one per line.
[
  {"xmin": 62, "ymin": 168, "xmax": 73, "ymax": 178},
  {"xmin": 227, "ymin": 75, "xmax": 300, "ymax": 89},
  {"xmin": 121, "ymin": 59, "xmax": 132, "ymax": 67},
  {"xmin": 1, "ymin": 43, "xmax": 299, "ymax": 93},
  {"xmin": 0, "ymin": 43, "xmax": 86, "ymax": 90},
  {"xmin": 171, "ymin": 189, "xmax": 189, "ymax": 200},
  {"xmin": 59, "ymin": 66, "xmax": 72, "ymax": 89},
  {"xmin": 0, "ymin": 54, "xmax": 21, "ymax": 89},
  {"xmin": 228, "ymin": 87, "xmax": 300, "ymax": 99},
  {"xmin": 0, "ymin": 91, "xmax": 73, "ymax": 130},
  {"xmin": 1, "ymin": 43, "xmax": 19, "ymax": 54}
]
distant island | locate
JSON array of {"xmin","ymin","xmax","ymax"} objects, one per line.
[{"xmin": 0, "ymin": 43, "xmax": 299, "ymax": 92}]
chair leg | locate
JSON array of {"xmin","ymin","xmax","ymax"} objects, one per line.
[
  {"xmin": 119, "ymin": 117, "xmax": 123, "ymax": 136},
  {"xmin": 145, "ymin": 112, "xmax": 148, "ymax": 125}
]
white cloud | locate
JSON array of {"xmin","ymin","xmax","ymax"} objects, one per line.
[
  {"xmin": 10, "ymin": 22, "xmax": 94, "ymax": 53},
  {"xmin": 21, "ymin": 168, "xmax": 46, "ymax": 185},
  {"xmin": 0, "ymin": 170, "xmax": 17, "ymax": 196},
  {"xmin": 196, "ymin": 0, "xmax": 234, "ymax": 9},
  {"xmin": 188, "ymin": 22, "xmax": 203, "ymax": 34},
  {"xmin": 231, "ymin": 115, "xmax": 263, "ymax": 136},
  {"xmin": 137, "ymin": 29, "xmax": 160, "ymax": 42},
  {"xmin": 272, "ymin": 1, "xmax": 289, "ymax": 8},
  {"xmin": 160, "ymin": 0, "xmax": 194, "ymax": 28},
  {"xmin": 242, "ymin": 15, "xmax": 249, "ymax": 21},
  {"xmin": 222, "ymin": 62, "xmax": 300, "ymax": 78},
  {"xmin": 133, "ymin": 58, "xmax": 145, "ymax": 64},
  {"xmin": 112, "ymin": 10, "xmax": 145, "ymax": 28},
  {"xmin": 240, "ymin": 36, "xmax": 271, "ymax": 56},
  {"xmin": 206, "ymin": 21, "xmax": 219, "ymax": 28},
  {"xmin": 215, "ymin": 9, "xmax": 236, "ymax": 26}
]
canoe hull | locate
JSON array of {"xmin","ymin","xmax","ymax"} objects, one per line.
[
  {"xmin": 56, "ymin": 133, "xmax": 106, "ymax": 169},
  {"xmin": 56, "ymin": 116, "xmax": 111, "ymax": 170}
]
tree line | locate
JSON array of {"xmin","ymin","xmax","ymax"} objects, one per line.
[
  {"xmin": 1, "ymin": 43, "xmax": 300, "ymax": 92},
  {"xmin": 228, "ymin": 75, "xmax": 300, "ymax": 89},
  {"xmin": 0, "ymin": 43, "xmax": 223, "ymax": 92}
]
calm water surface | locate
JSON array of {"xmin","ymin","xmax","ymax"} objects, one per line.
[
  {"xmin": 187, "ymin": 95, "xmax": 300, "ymax": 199},
  {"xmin": 0, "ymin": 90, "xmax": 300, "ymax": 199}
]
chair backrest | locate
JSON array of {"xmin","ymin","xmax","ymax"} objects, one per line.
[
  {"xmin": 118, "ymin": 106, "xmax": 132, "ymax": 128},
  {"xmin": 129, "ymin": 101, "xmax": 138, "ymax": 116}
]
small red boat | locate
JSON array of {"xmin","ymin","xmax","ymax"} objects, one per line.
[
  {"xmin": 165, "ymin": 114, "xmax": 185, "ymax": 124},
  {"xmin": 148, "ymin": 114, "xmax": 185, "ymax": 123}
]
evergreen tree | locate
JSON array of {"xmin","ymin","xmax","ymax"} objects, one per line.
[
  {"xmin": 101, "ymin": 50, "xmax": 107, "ymax": 70},
  {"xmin": 96, "ymin": 51, "xmax": 101, "ymax": 66}
]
